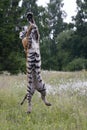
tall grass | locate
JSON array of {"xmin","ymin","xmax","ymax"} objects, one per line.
[{"xmin": 0, "ymin": 71, "xmax": 87, "ymax": 130}]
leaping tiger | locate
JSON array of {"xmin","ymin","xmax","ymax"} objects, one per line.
[{"xmin": 19, "ymin": 12, "xmax": 51, "ymax": 113}]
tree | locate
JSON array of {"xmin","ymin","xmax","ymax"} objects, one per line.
[
  {"xmin": 47, "ymin": 0, "xmax": 67, "ymax": 38},
  {"xmin": 72, "ymin": 0, "xmax": 87, "ymax": 59},
  {"xmin": 0, "ymin": 0, "xmax": 25, "ymax": 73},
  {"xmin": 56, "ymin": 30, "xmax": 74, "ymax": 70},
  {"xmin": 41, "ymin": 0, "xmax": 67, "ymax": 70},
  {"xmin": 73, "ymin": 0, "xmax": 87, "ymax": 36}
]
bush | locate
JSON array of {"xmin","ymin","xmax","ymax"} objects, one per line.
[{"xmin": 64, "ymin": 58, "xmax": 87, "ymax": 71}]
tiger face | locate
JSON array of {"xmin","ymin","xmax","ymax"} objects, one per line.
[{"xmin": 27, "ymin": 12, "xmax": 34, "ymax": 23}]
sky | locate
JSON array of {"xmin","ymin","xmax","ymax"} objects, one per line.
[{"xmin": 37, "ymin": 0, "xmax": 77, "ymax": 23}]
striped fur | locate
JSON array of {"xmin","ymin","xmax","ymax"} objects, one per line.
[{"xmin": 20, "ymin": 22, "xmax": 51, "ymax": 113}]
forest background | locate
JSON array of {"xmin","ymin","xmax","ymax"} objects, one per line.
[{"xmin": 0, "ymin": 0, "xmax": 87, "ymax": 74}]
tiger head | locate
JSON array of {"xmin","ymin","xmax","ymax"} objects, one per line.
[{"xmin": 27, "ymin": 12, "xmax": 34, "ymax": 24}]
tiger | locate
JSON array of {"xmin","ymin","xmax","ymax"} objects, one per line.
[{"xmin": 19, "ymin": 12, "xmax": 51, "ymax": 113}]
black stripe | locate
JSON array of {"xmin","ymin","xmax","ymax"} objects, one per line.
[
  {"xmin": 37, "ymin": 71, "xmax": 41, "ymax": 74},
  {"xmin": 28, "ymin": 59, "xmax": 36, "ymax": 63},
  {"xmin": 28, "ymin": 55, "xmax": 35, "ymax": 59},
  {"xmin": 27, "ymin": 66, "xmax": 32, "ymax": 70},
  {"xmin": 28, "ymin": 59, "xmax": 40, "ymax": 63},
  {"xmin": 27, "ymin": 89, "xmax": 31, "ymax": 92},
  {"xmin": 27, "ymin": 65, "xmax": 33, "ymax": 69},
  {"xmin": 29, "ymin": 52, "xmax": 34, "ymax": 55},
  {"xmin": 38, "ymin": 89, "xmax": 46, "ymax": 92},
  {"xmin": 27, "ymin": 85, "xmax": 31, "ymax": 89},
  {"xmin": 35, "ymin": 59, "xmax": 40, "ymax": 63},
  {"xmin": 28, "ymin": 91, "xmax": 34, "ymax": 95},
  {"xmin": 39, "ymin": 79, "xmax": 42, "ymax": 83},
  {"xmin": 29, "ymin": 81, "xmax": 32, "ymax": 84},
  {"xmin": 27, "ymin": 71, "xmax": 32, "ymax": 74},
  {"xmin": 28, "ymin": 53, "xmax": 35, "ymax": 58},
  {"xmin": 29, "ymin": 76, "xmax": 32, "ymax": 79},
  {"xmin": 36, "ymin": 53, "xmax": 39, "ymax": 57},
  {"xmin": 35, "ymin": 65, "xmax": 40, "ymax": 69}
]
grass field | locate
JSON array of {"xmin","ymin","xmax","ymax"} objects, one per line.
[{"xmin": 0, "ymin": 71, "xmax": 87, "ymax": 130}]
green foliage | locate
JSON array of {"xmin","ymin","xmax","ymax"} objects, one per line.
[
  {"xmin": 6, "ymin": 52, "xmax": 26, "ymax": 74},
  {"xmin": 0, "ymin": 0, "xmax": 25, "ymax": 74},
  {"xmin": 74, "ymin": 0, "xmax": 87, "ymax": 36},
  {"xmin": 48, "ymin": 0, "xmax": 66, "ymax": 38},
  {"xmin": 55, "ymin": 30, "xmax": 73, "ymax": 70},
  {"xmin": 64, "ymin": 58, "xmax": 87, "ymax": 71}
]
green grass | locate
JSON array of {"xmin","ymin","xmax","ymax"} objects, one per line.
[{"xmin": 0, "ymin": 71, "xmax": 87, "ymax": 130}]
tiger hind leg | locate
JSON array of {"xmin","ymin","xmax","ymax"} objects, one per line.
[
  {"xmin": 27, "ymin": 85, "xmax": 35, "ymax": 114},
  {"xmin": 40, "ymin": 89, "xmax": 51, "ymax": 106},
  {"xmin": 36, "ymin": 72, "xmax": 51, "ymax": 106},
  {"xmin": 37, "ymin": 84, "xmax": 51, "ymax": 106}
]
